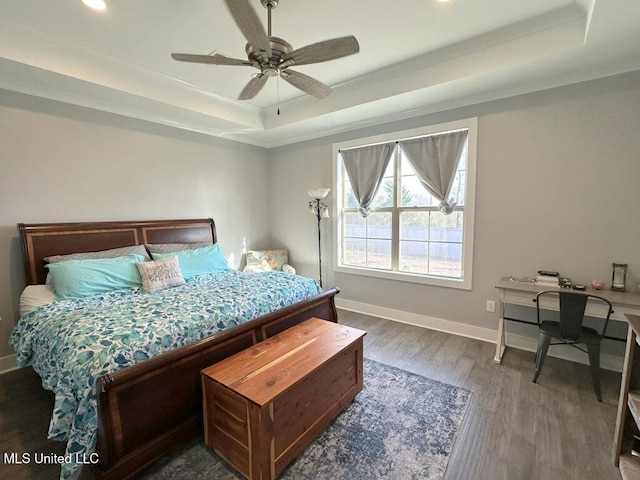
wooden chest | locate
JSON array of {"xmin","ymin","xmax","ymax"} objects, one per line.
[{"xmin": 201, "ymin": 317, "xmax": 366, "ymax": 480}]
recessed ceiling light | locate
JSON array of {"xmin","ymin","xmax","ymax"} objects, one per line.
[{"xmin": 82, "ymin": 0, "xmax": 107, "ymax": 11}]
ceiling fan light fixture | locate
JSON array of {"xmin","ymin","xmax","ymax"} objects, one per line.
[
  {"xmin": 171, "ymin": 0, "xmax": 360, "ymax": 101},
  {"xmin": 82, "ymin": 0, "xmax": 107, "ymax": 11}
]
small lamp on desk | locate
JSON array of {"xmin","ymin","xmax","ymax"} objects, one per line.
[{"xmin": 612, "ymin": 263, "xmax": 628, "ymax": 292}]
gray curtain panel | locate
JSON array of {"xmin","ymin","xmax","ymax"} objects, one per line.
[
  {"xmin": 340, "ymin": 142, "xmax": 395, "ymax": 217},
  {"xmin": 399, "ymin": 130, "xmax": 468, "ymax": 214}
]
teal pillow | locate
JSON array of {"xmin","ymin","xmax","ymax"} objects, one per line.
[
  {"xmin": 46, "ymin": 254, "xmax": 145, "ymax": 300},
  {"xmin": 151, "ymin": 243, "xmax": 229, "ymax": 279}
]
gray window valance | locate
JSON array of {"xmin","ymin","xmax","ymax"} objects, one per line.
[
  {"xmin": 398, "ymin": 130, "xmax": 468, "ymax": 214},
  {"xmin": 340, "ymin": 142, "xmax": 395, "ymax": 217}
]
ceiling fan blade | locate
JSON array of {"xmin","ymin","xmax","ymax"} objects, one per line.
[
  {"xmin": 224, "ymin": 0, "xmax": 272, "ymax": 58},
  {"xmin": 171, "ymin": 53, "xmax": 253, "ymax": 66},
  {"xmin": 281, "ymin": 69, "xmax": 332, "ymax": 99},
  {"xmin": 238, "ymin": 74, "xmax": 269, "ymax": 100},
  {"xmin": 282, "ymin": 36, "xmax": 360, "ymax": 67}
]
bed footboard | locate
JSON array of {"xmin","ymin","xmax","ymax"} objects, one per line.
[{"xmin": 92, "ymin": 287, "xmax": 340, "ymax": 480}]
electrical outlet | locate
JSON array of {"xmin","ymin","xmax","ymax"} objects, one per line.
[{"xmin": 486, "ymin": 300, "xmax": 496, "ymax": 313}]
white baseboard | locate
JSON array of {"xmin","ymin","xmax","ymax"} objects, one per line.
[
  {"xmin": 336, "ymin": 298, "xmax": 623, "ymax": 373},
  {"xmin": 0, "ymin": 354, "xmax": 18, "ymax": 375},
  {"xmin": 336, "ymin": 298, "xmax": 497, "ymax": 342}
]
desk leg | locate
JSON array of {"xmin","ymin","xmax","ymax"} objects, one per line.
[{"xmin": 494, "ymin": 290, "xmax": 506, "ymax": 364}]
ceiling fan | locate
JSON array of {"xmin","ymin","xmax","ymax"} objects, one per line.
[{"xmin": 171, "ymin": 0, "xmax": 360, "ymax": 100}]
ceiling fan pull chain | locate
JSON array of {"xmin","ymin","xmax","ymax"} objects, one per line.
[{"xmin": 277, "ymin": 74, "xmax": 281, "ymax": 115}]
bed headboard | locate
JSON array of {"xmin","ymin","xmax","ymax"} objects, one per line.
[{"xmin": 18, "ymin": 218, "xmax": 217, "ymax": 285}]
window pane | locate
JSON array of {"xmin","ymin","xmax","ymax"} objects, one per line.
[
  {"xmin": 399, "ymin": 176, "xmax": 433, "ymax": 207},
  {"xmin": 343, "ymin": 158, "xmax": 395, "ymax": 210},
  {"xmin": 428, "ymin": 242, "xmax": 463, "ymax": 278},
  {"xmin": 449, "ymin": 143, "xmax": 467, "ymax": 207},
  {"xmin": 344, "ymin": 180, "xmax": 359, "ymax": 209},
  {"xmin": 344, "ymin": 238, "xmax": 366, "ymax": 266},
  {"xmin": 400, "ymin": 212, "xmax": 429, "ymax": 241},
  {"xmin": 344, "ymin": 212, "xmax": 392, "ymax": 269},
  {"xmin": 400, "ymin": 154, "xmax": 434, "ymax": 207},
  {"xmin": 344, "ymin": 212, "xmax": 366, "ymax": 238},
  {"xmin": 369, "ymin": 177, "xmax": 394, "ymax": 209},
  {"xmin": 430, "ymin": 211, "xmax": 463, "ymax": 242},
  {"xmin": 367, "ymin": 239, "xmax": 392, "ymax": 270},
  {"xmin": 366, "ymin": 212, "xmax": 392, "ymax": 239},
  {"xmin": 343, "ymin": 238, "xmax": 391, "ymax": 270},
  {"xmin": 369, "ymin": 160, "xmax": 395, "ymax": 209},
  {"xmin": 449, "ymin": 170, "xmax": 466, "ymax": 207},
  {"xmin": 429, "ymin": 210, "xmax": 463, "ymax": 278},
  {"xmin": 399, "ymin": 241, "xmax": 428, "ymax": 273}
]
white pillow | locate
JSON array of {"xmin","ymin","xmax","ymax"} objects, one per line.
[
  {"xmin": 136, "ymin": 256, "xmax": 186, "ymax": 293},
  {"xmin": 45, "ymin": 244, "xmax": 150, "ymax": 263},
  {"xmin": 20, "ymin": 285, "xmax": 56, "ymax": 316},
  {"xmin": 145, "ymin": 243, "xmax": 209, "ymax": 254}
]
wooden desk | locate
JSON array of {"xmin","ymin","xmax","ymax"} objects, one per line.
[
  {"xmin": 494, "ymin": 277, "xmax": 640, "ymax": 363},
  {"xmin": 201, "ymin": 318, "xmax": 366, "ymax": 480}
]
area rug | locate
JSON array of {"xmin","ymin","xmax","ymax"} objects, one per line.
[{"xmin": 141, "ymin": 358, "xmax": 471, "ymax": 480}]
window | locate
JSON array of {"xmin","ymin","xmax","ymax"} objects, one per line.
[{"xmin": 333, "ymin": 118, "xmax": 477, "ymax": 289}]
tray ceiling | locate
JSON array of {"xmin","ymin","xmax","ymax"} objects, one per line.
[{"xmin": 1, "ymin": 0, "xmax": 639, "ymax": 147}]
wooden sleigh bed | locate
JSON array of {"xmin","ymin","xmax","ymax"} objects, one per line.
[{"xmin": 17, "ymin": 218, "xmax": 340, "ymax": 479}]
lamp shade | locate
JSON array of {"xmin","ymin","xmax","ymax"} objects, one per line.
[{"xmin": 307, "ymin": 188, "xmax": 330, "ymax": 199}]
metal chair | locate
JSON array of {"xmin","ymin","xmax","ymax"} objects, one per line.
[{"xmin": 532, "ymin": 290, "xmax": 613, "ymax": 401}]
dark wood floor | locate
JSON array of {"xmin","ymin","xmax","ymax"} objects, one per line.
[
  {"xmin": 0, "ymin": 309, "xmax": 623, "ymax": 480},
  {"xmin": 340, "ymin": 310, "xmax": 622, "ymax": 480}
]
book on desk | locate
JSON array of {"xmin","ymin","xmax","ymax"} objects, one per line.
[
  {"xmin": 535, "ymin": 275, "xmax": 560, "ymax": 287},
  {"xmin": 534, "ymin": 270, "xmax": 560, "ymax": 287}
]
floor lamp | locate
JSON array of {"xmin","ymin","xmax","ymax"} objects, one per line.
[{"xmin": 307, "ymin": 188, "xmax": 330, "ymax": 288}]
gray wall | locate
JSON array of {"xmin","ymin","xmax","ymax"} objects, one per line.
[
  {"xmin": 268, "ymin": 71, "xmax": 640, "ymax": 355},
  {"xmin": 0, "ymin": 90, "xmax": 271, "ymax": 361},
  {"xmin": 2, "ymin": 71, "xmax": 640, "ymax": 368}
]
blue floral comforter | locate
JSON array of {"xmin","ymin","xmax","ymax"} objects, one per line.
[{"xmin": 10, "ymin": 270, "xmax": 322, "ymax": 479}]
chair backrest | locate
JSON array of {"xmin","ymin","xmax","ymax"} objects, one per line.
[
  {"xmin": 535, "ymin": 290, "xmax": 613, "ymax": 340},
  {"xmin": 558, "ymin": 292, "xmax": 588, "ymax": 340}
]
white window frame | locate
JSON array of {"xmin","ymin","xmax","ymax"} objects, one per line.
[{"xmin": 332, "ymin": 117, "xmax": 478, "ymax": 290}]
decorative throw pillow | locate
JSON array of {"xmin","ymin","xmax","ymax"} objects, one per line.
[
  {"xmin": 246, "ymin": 249, "xmax": 289, "ymax": 271},
  {"xmin": 136, "ymin": 256, "xmax": 186, "ymax": 293}
]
